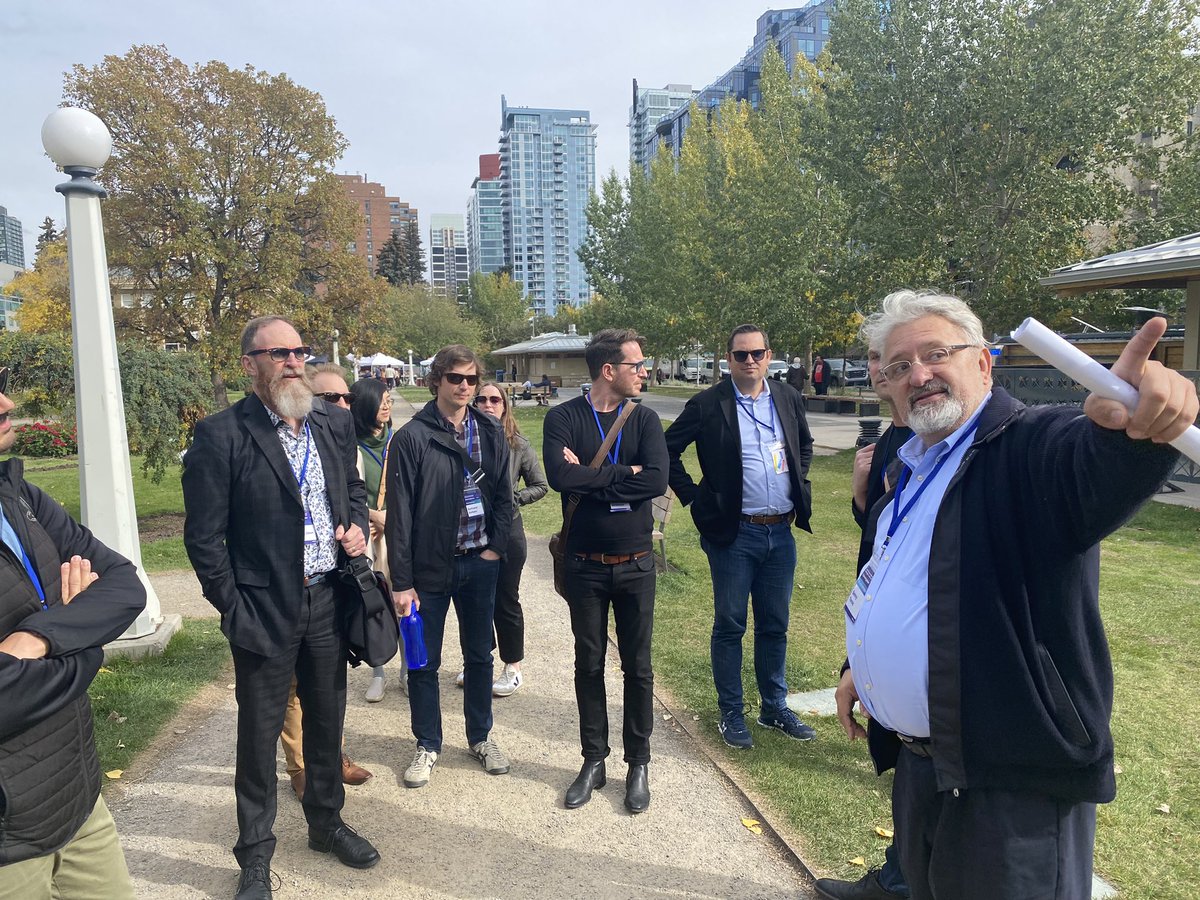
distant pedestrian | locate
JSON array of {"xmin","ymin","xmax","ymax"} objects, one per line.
[
  {"xmin": 511, "ymin": 364, "xmax": 518, "ymax": 383},
  {"xmin": 812, "ymin": 355, "xmax": 831, "ymax": 395},
  {"xmin": 786, "ymin": 357, "xmax": 808, "ymax": 392}
]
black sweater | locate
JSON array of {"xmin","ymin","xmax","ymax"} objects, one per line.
[{"xmin": 543, "ymin": 396, "xmax": 669, "ymax": 554}]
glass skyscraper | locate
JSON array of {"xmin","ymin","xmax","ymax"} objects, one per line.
[
  {"xmin": 466, "ymin": 154, "xmax": 506, "ymax": 277},
  {"xmin": 0, "ymin": 207, "xmax": 25, "ymax": 269},
  {"xmin": 430, "ymin": 214, "xmax": 470, "ymax": 297},
  {"xmin": 628, "ymin": 81, "xmax": 696, "ymax": 175},
  {"xmin": 499, "ymin": 97, "xmax": 596, "ymax": 315}
]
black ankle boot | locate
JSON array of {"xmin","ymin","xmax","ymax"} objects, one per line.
[
  {"xmin": 565, "ymin": 760, "xmax": 606, "ymax": 808},
  {"xmin": 624, "ymin": 763, "xmax": 650, "ymax": 813}
]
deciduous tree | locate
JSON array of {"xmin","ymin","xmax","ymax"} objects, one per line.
[{"xmin": 5, "ymin": 238, "xmax": 71, "ymax": 333}]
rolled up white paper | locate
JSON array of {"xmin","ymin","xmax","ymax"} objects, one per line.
[{"xmin": 1011, "ymin": 317, "xmax": 1200, "ymax": 465}]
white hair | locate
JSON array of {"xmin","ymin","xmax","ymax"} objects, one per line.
[{"xmin": 859, "ymin": 289, "xmax": 986, "ymax": 352}]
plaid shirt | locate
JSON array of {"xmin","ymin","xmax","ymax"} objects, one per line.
[{"xmin": 443, "ymin": 409, "xmax": 488, "ymax": 552}]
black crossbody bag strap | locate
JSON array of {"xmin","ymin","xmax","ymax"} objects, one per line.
[
  {"xmin": 430, "ymin": 427, "xmax": 485, "ymax": 484},
  {"xmin": 559, "ymin": 401, "xmax": 637, "ymax": 548}
]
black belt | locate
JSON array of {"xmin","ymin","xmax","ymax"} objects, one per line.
[
  {"xmin": 455, "ymin": 546, "xmax": 485, "ymax": 556},
  {"xmin": 303, "ymin": 571, "xmax": 330, "ymax": 587},
  {"xmin": 739, "ymin": 510, "xmax": 795, "ymax": 526},
  {"xmin": 898, "ymin": 734, "xmax": 933, "ymax": 758}
]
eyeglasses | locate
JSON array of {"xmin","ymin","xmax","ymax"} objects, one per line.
[
  {"xmin": 879, "ymin": 345, "xmax": 977, "ymax": 381},
  {"xmin": 614, "ymin": 360, "xmax": 647, "ymax": 371},
  {"xmin": 246, "ymin": 346, "xmax": 311, "ymax": 362},
  {"xmin": 316, "ymin": 391, "xmax": 353, "ymax": 404},
  {"xmin": 475, "ymin": 395, "xmax": 504, "ymax": 406},
  {"xmin": 443, "ymin": 372, "xmax": 480, "ymax": 386},
  {"xmin": 0, "ymin": 367, "xmax": 9, "ymax": 395},
  {"xmin": 731, "ymin": 349, "xmax": 767, "ymax": 363}
]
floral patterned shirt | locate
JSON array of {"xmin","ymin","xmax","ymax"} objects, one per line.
[{"xmin": 268, "ymin": 410, "xmax": 337, "ymax": 577}]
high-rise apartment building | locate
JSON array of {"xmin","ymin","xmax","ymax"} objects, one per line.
[
  {"xmin": 466, "ymin": 154, "xmax": 505, "ymax": 277},
  {"xmin": 0, "ymin": 207, "xmax": 25, "ymax": 269},
  {"xmin": 499, "ymin": 97, "xmax": 597, "ymax": 315},
  {"xmin": 628, "ymin": 81, "xmax": 696, "ymax": 174},
  {"xmin": 334, "ymin": 175, "xmax": 418, "ymax": 275},
  {"xmin": 429, "ymin": 213, "xmax": 470, "ymax": 297},
  {"xmin": 646, "ymin": 3, "xmax": 832, "ymax": 164}
]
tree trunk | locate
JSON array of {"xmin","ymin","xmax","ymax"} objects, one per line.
[{"xmin": 211, "ymin": 368, "xmax": 230, "ymax": 410}]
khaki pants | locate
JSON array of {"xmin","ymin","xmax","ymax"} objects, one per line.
[
  {"xmin": 279, "ymin": 675, "xmax": 347, "ymax": 777},
  {"xmin": 0, "ymin": 795, "xmax": 133, "ymax": 900}
]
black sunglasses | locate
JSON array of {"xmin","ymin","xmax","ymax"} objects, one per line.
[
  {"xmin": 246, "ymin": 346, "xmax": 312, "ymax": 362},
  {"xmin": 317, "ymin": 391, "xmax": 353, "ymax": 404},
  {"xmin": 474, "ymin": 394, "xmax": 505, "ymax": 406},
  {"xmin": 0, "ymin": 367, "xmax": 9, "ymax": 395},
  {"xmin": 443, "ymin": 372, "xmax": 480, "ymax": 386},
  {"xmin": 731, "ymin": 349, "xmax": 767, "ymax": 363}
]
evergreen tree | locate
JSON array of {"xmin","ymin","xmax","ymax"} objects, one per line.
[
  {"xmin": 376, "ymin": 230, "xmax": 407, "ymax": 286},
  {"xmin": 402, "ymin": 221, "xmax": 425, "ymax": 285},
  {"xmin": 34, "ymin": 217, "xmax": 60, "ymax": 256}
]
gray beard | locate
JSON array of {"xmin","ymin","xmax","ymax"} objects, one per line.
[
  {"xmin": 266, "ymin": 372, "xmax": 314, "ymax": 420},
  {"xmin": 907, "ymin": 391, "xmax": 965, "ymax": 437}
]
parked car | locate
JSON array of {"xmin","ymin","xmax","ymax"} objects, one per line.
[
  {"xmin": 680, "ymin": 357, "xmax": 714, "ymax": 383},
  {"xmin": 766, "ymin": 360, "xmax": 789, "ymax": 380},
  {"xmin": 826, "ymin": 358, "xmax": 869, "ymax": 387}
]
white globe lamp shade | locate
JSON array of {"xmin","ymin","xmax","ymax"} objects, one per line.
[{"xmin": 42, "ymin": 107, "xmax": 113, "ymax": 169}]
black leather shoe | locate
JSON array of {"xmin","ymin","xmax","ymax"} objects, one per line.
[
  {"xmin": 308, "ymin": 822, "xmax": 381, "ymax": 869},
  {"xmin": 564, "ymin": 760, "xmax": 606, "ymax": 808},
  {"xmin": 234, "ymin": 860, "xmax": 273, "ymax": 899},
  {"xmin": 624, "ymin": 763, "xmax": 650, "ymax": 814},
  {"xmin": 814, "ymin": 870, "xmax": 905, "ymax": 900}
]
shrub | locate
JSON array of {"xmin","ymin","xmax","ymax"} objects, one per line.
[{"xmin": 14, "ymin": 421, "xmax": 78, "ymax": 458}]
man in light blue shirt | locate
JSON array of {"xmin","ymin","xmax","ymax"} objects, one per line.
[{"xmin": 666, "ymin": 325, "xmax": 815, "ymax": 750}]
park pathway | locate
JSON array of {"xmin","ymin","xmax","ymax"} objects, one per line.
[{"xmin": 108, "ymin": 397, "xmax": 816, "ymax": 899}]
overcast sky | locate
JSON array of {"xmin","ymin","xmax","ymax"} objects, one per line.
[{"xmin": 5, "ymin": 0, "xmax": 766, "ymax": 266}]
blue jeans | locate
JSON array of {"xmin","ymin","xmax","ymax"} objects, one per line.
[
  {"xmin": 701, "ymin": 520, "xmax": 795, "ymax": 717},
  {"xmin": 408, "ymin": 552, "xmax": 500, "ymax": 751},
  {"xmin": 880, "ymin": 841, "xmax": 910, "ymax": 896}
]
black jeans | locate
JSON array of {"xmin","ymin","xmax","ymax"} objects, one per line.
[
  {"xmin": 893, "ymin": 747, "xmax": 1096, "ymax": 900},
  {"xmin": 408, "ymin": 552, "xmax": 500, "ymax": 750},
  {"xmin": 493, "ymin": 522, "xmax": 527, "ymax": 664},
  {"xmin": 564, "ymin": 553, "xmax": 656, "ymax": 765},
  {"xmin": 230, "ymin": 580, "xmax": 346, "ymax": 867}
]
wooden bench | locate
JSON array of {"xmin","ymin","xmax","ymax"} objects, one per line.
[{"xmin": 651, "ymin": 488, "xmax": 675, "ymax": 572}]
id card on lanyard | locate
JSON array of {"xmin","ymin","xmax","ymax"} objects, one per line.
[
  {"xmin": 293, "ymin": 422, "xmax": 318, "ymax": 546},
  {"xmin": 737, "ymin": 393, "xmax": 787, "ymax": 474},
  {"xmin": 461, "ymin": 413, "xmax": 486, "ymax": 520},
  {"xmin": 589, "ymin": 397, "xmax": 631, "ymax": 513}
]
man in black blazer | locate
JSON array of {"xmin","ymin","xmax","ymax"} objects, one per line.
[
  {"xmin": 665, "ymin": 324, "xmax": 815, "ymax": 750},
  {"xmin": 183, "ymin": 316, "xmax": 379, "ymax": 899}
]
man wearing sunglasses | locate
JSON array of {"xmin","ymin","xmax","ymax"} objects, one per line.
[
  {"xmin": 183, "ymin": 316, "xmax": 379, "ymax": 898},
  {"xmin": 665, "ymin": 324, "xmax": 815, "ymax": 750},
  {"xmin": 385, "ymin": 344, "xmax": 513, "ymax": 791},
  {"xmin": 0, "ymin": 364, "xmax": 146, "ymax": 897}
]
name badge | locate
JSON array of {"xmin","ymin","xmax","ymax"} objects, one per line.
[
  {"xmin": 303, "ymin": 508, "xmax": 318, "ymax": 545},
  {"xmin": 768, "ymin": 440, "xmax": 788, "ymax": 474},
  {"xmin": 463, "ymin": 483, "xmax": 485, "ymax": 519},
  {"xmin": 844, "ymin": 554, "xmax": 878, "ymax": 623},
  {"xmin": 609, "ymin": 502, "xmax": 632, "ymax": 513}
]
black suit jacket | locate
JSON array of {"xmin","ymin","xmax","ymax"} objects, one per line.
[
  {"xmin": 182, "ymin": 393, "xmax": 368, "ymax": 657},
  {"xmin": 665, "ymin": 378, "xmax": 814, "ymax": 546}
]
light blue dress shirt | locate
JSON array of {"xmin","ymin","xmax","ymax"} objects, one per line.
[
  {"xmin": 733, "ymin": 382, "xmax": 793, "ymax": 516},
  {"xmin": 844, "ymin": 395, "xmax": 991, "ymax": 738}
]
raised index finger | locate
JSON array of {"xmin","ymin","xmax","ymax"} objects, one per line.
[{"xmin": 1110, "ymin": 316, "xmax": 1167, "ymax": 386}]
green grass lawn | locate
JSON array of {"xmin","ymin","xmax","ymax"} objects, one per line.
[{"xmin": 509, "ymin": 406, "xmax": 1200, "ymax": 900}]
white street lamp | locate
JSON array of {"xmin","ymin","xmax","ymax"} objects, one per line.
[
  {"xmin": 42, "ymin": 107, "xmax": 163, "ymax": 640},
  {"xmin": 407, "ymin": 349, "xmax": 416, "ymax": 386},
  {"xmin": 331, "ymin": 328, "xmax": 340, "ymax": 367}
]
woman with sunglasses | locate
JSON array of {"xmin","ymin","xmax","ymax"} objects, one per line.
[
  {"xmin": 470, "ymin": 383, "xmax": 548, "ymax": 696},
  {"xmin": 349, "ymin": 378, "xmax": 400, "ymax": 702}
]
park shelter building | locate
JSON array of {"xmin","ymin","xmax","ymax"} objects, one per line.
[
  {"xmin": 498, "ymin": 97, "xmax": 596, "ymax": 316},
  {"xmin": 646, "ymin": 3, "xmax": 832, "ymax": 167},
  {"xmin": 467, "ymin": 154, "xmax": 505, "ymax": 276},
  {"xmin": 335, "ymin": 175, "xmax": 418, "ymax": 274},
  {"xmin": 429, "ymin": 213, "xmax": 469, "ymax": 297},
  {"xmin": 490, "ymin": 327, "xmax": 591, "ymax": 386}
]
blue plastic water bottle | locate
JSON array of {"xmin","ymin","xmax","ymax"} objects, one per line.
[{"xmin": 399, "ymin": 608, "xmax": 428, "ymax": 670}]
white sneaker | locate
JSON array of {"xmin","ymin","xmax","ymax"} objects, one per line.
[
  {"xmin": 403, "ymin": 747, "xmax": 438, "ymax": 788},
  {"xmin": 469, "ymin": 739, "xmax": 510, "ymax": 775},
  {"xmin": 455, "ymin": 670, "xmax": 465, "ymax": 688},
  {"xmin": 365, "ymin": 674, "xmax": 385, "ymax": 703},
  {"xmin": 492, "ymin": 664, "xmax": 523, "ymax": 697}
]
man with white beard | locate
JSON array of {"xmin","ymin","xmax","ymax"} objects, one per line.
[
  {"xmin": 183, "ymin": 316, "xmax": 380, "ymax": 899},
  {"xmin": 835, "ymin": 289, "xmax": 1197, "ymax": 900}
]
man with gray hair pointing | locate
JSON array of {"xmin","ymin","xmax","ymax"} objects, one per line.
[{"xmin": 836, "ymin": 289, "xmax": 1196, "ymax": 900}]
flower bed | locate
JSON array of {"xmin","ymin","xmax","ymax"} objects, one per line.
[{"xmin": 14, "ymin": 421, "xmax": 78, "ymax": 458}]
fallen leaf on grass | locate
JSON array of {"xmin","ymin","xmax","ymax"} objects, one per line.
[
  {"xmin": 741, "ymin": 817, "xmax": 762, "ymax": 835},
  {"xmin": 106, "ymin": 711, "xmax": 128, "ymax": 724},
  {"xmin": 1113, "ymin": 764, "xmax": 1123, "ymax": 775},
  {"xmin": 116, "ymin": 741, "xmax": 125, "ymax": 750},
  {"xmin": 1156, "ymin": 803, "xmax": 1171, "ymax": 815},
  {"xmin": 97, "ymin": 666, "xmax": 112, "ymax": 674},
  {"xmin": 874, "ymin": 826, "xmax": 894, "ymax": 839},
  {"xmin": 105, "ymin": 770, "xmax": 123, "ymax": 780},
  {"xmin": 849, "ymin": 857, "xmax": 866, "ymax": 867}
]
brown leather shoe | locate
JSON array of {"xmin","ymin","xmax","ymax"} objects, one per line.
[
  {"xmin": 290, "ymin": 770, "xmax": 305, "ymax": 801},
  {"xmin": 341, "ymin": 754, "xmax": 373, "ymax": 785}
]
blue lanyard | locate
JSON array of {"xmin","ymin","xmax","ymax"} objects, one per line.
[
  {"xmin": 461, "ymin": 413, "xmax": 476, "ymax": 481},
  {"xmin": 883, "ymin": 416, "xmax": 981, "ymax": 547},
  {"xmin": 587, "ymin": 397, "xmax": 624, "ymax": 465},
  {"xmin": 359, "ymin": 427, "xmax": 391, "ymax": 472},
  {"xmin": 735, "ymin": 390, "xmax": 777, "ymax": 438},
  {"xmin": 295, "ymin": 422, "xmax": 313, "ymax": 494},
  {"xmin": 20, "ymin": 543, "xmax": 46, "ymax": 609}
]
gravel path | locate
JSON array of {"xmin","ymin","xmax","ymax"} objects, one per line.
[{"xmin": 112, "ymin": 541, "xmax": 815, "ymax": 899}]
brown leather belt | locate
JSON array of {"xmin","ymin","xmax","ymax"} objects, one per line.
[
  {"xmin": 573, "ymin": 550, "xmax": 653, "ymax": 565},
  {"xmin": 739, "ymin": 511, "xmax": 795, "ymax": 526},
  {"xmin": 303, "ymin": 572, "xmax": 329, "ymax": 587},
  {"xmin": 898, "ymin": 734, "xmax": 933, "ymax": 758}
]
